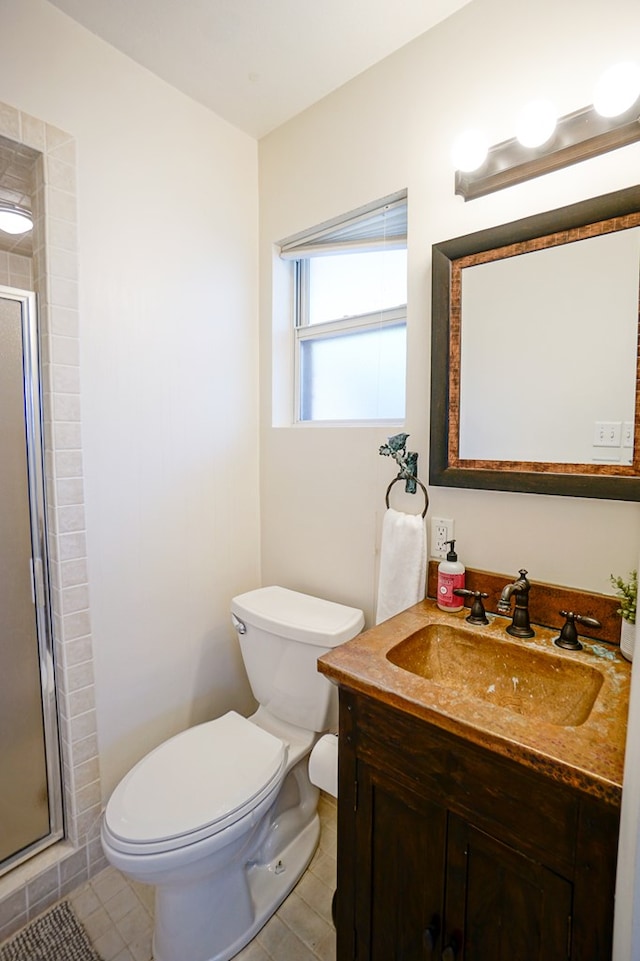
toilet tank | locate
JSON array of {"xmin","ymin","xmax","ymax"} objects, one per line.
[{"xmin": 231, "ymin": 586, "xmax": 364, "ymax": 733}]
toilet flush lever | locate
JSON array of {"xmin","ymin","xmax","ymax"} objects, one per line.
[{"xmin": 232, "ymin": 614, "xmax": 247, "ymax": 635}]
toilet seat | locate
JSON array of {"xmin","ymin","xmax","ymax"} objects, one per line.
[{"xmin": 104, "ymin": 712, "xmax": 286, "ymax": 855}]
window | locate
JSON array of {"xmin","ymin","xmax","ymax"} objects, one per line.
[{"xmin": 280, "ymin": 193, "xmax": 407, "ymax": 423}]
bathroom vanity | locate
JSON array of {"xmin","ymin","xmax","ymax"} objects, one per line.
[{"xmin": 318, "ymin": 597, "xmax": 630, "ymax": 961}]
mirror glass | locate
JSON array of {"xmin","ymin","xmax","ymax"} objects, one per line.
[
  {"xmin": 430, "ymin": 186, "xmax": 640, "ymax": 500},
  {"xmin": 459, "ymin": 227, "xmax": 640, "ymax": 464}
]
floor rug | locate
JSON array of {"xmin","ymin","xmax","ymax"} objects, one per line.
[{"xmin": 0, "ymin": 901, "xmax": 103, "ymax": 961}]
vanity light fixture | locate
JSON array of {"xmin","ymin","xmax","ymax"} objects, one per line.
[
  {"xmin": 515, "ymin": 99, "xmax": 557, "ymax": 149},
  {"xmin": 0, "ymin": 202, "xmax": 33, "ymax": 235},
  {"xmin": 454, "ymin": 62, "xmax": 640, "ymax": 201},
  {"xmin": 594, "ymin": 61, "xmax": 640, "ymax": 117},
  {"xmin": 450, "ymin": 128, "xmax": 489, "ymax": 173}
]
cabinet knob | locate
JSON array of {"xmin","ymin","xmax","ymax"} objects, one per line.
[
  {"xmin": 442, "ymin": 935, "xmax": 459, "ymax": 960},
  {"xmin": 423, "ymin": 915, "xmax": 441, "ymax": 953}
]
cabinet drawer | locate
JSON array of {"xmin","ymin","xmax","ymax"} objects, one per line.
[{"xmin": 347, "ymin": 691, "xmax": 580, "ymax": 876}]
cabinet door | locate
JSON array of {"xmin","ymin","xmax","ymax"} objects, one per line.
[
  {"xmin": 445, "ymin": 815, "xmax": 573, "ymax": 961},
  {"xmin": 355, "ymin": 763, "xmax": 447, "ymax": 961}
]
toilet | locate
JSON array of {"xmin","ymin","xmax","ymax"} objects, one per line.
[{"xmin": 101, "ymin": 586, "xmax": 364, "ymax": 961}]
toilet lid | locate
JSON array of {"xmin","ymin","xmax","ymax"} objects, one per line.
[
  {"xmin": 105, "ymin": 712, "xmax": 286, "ymax": 845},
  {"xmin": 231, "ymin": 586, "xmax": 365, "ymax": 646}
]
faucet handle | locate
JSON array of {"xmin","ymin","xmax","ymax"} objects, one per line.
[
  {"xmin": 554, "ymin": 610, "xmax": 602, "ymax": 651},
  {"xmin": 574, "ymin": 612, "xmax": 601, "ymax": 630},
  {"xmin": 453, "ymin": 588, "xmax": 489, "ymax": 625}
]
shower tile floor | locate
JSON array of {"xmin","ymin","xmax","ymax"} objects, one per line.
[{"xmin": 69, "ymin": 794, "xmax": 337, "ymax": 961}]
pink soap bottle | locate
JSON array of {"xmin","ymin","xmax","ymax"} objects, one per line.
[{"xmin": 437, "ymin": 540, "xmax": 465, "ymax": 612}]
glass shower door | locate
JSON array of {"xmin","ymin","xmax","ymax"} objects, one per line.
[{"xmin": 0, "ymin": 287, "xmax": 63, "ymax": 873}]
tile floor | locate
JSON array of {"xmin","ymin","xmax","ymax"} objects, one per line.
[{"xmin": 64, "ymin": 794, "xmax": 337, "ymax": 961}]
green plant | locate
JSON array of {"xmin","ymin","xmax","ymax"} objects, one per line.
[{"xmin": 610, "ymin": 569, "xmax": 637, "ymax": 624}]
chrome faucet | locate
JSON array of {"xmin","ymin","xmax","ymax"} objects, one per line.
[{"xmin": 497, "ymin": 569, "xmax": 535, "ymax": 638}]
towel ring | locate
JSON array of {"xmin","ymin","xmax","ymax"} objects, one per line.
[{"xmin": 385, "ymin": 476, "xmax": 429, "ymax": 518}]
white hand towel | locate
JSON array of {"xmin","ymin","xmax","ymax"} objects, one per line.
[{"xmin": 375, "ymin": 507, "xmax": 427, "ymax": 625}]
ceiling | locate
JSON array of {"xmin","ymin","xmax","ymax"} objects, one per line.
[
  {"xmin": 47, "ymin": 0, "xmax": 473, "ymax": 139},
  {"xmin": 1, "ymin": 0, "xmax": 472, "ymax": 254}
]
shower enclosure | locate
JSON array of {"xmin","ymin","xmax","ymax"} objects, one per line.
[{"xmin": 0, "ymin": 285, "xmax": 63, "ymax": 875}]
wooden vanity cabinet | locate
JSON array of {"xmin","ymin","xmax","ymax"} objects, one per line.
[{"xmin": 336, "ymin": 689, "xmax": 619, "ymax": 961}]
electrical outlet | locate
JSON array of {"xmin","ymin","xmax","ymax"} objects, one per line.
[{"xmin": 431, "ymin": 517, "xmax": 454, "ymax": 559}]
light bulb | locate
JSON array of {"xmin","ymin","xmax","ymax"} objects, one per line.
[
  {"xmin": 451, "ymin": 129, "xmax": 489, "ymax": 173},
  {"xmin": 515, "ymin": 99, "xmax": 557, "ymax": 148},
  {"xmin": 0, "ymin": 205, "xmax": 33, "ymax": 235},
  {"xmin": 593, "ymin": 61, "xmax": 640, "ymax": 117}
]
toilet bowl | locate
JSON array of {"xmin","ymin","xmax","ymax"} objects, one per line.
[{"xmin": 101, "ymin": 586, "xmax": 364, "ymax": 961}]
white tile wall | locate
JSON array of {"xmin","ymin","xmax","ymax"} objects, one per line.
[
  {"xmin": 0, "ymin": 251, "xmax": 32, "ymax": 287},
  {"xmin": 0, "ymin": 101, "xmax": 104, "ymax": 942}
]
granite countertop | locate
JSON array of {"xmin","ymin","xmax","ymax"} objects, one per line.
[{"xmin": 318, "ymin": 598, "xmax": 631, "ymax": 805}]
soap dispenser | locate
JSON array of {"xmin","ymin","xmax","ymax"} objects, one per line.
[{"xmin": 437, "ymin": 539, "xmax": 466, "ymax": 612}]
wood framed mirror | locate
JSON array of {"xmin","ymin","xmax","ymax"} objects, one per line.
[{"xmin": 430, "ymin": 185, "xmax": 640, "ymax": 500}]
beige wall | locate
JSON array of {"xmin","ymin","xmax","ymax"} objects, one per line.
[
  {"xmin": 259, "ymin": 0, "xmax": 640, "ymax": 623},
  {"xmin": 258, "ymin": 1, "xmax": 640, "ymax": 955},
  {"xmin": 0, "ymin": 0, "xmax": 261, "ymax": 804}
]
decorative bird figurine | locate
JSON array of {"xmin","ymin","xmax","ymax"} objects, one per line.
[
  {"xmin": 378, "ymin": 433, "xmax": 418, "ymax": 492},
  {"xmin": 380, "ymin": 432, "xmax": 410, "ymax": 455}
]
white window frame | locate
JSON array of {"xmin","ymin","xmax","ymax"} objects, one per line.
[{"xmin": 280, "ymin": 192, "xmax": 408, "ymax": 425}]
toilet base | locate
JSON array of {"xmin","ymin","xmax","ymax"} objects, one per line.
[{"xmin": 152, "ymin": 814, "xmax": 320, "ymax": 961}]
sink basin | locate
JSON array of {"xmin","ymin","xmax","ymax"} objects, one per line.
[{"xmin": 386, "ymin": 623, "xmax": 604, "ymax": 727}]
